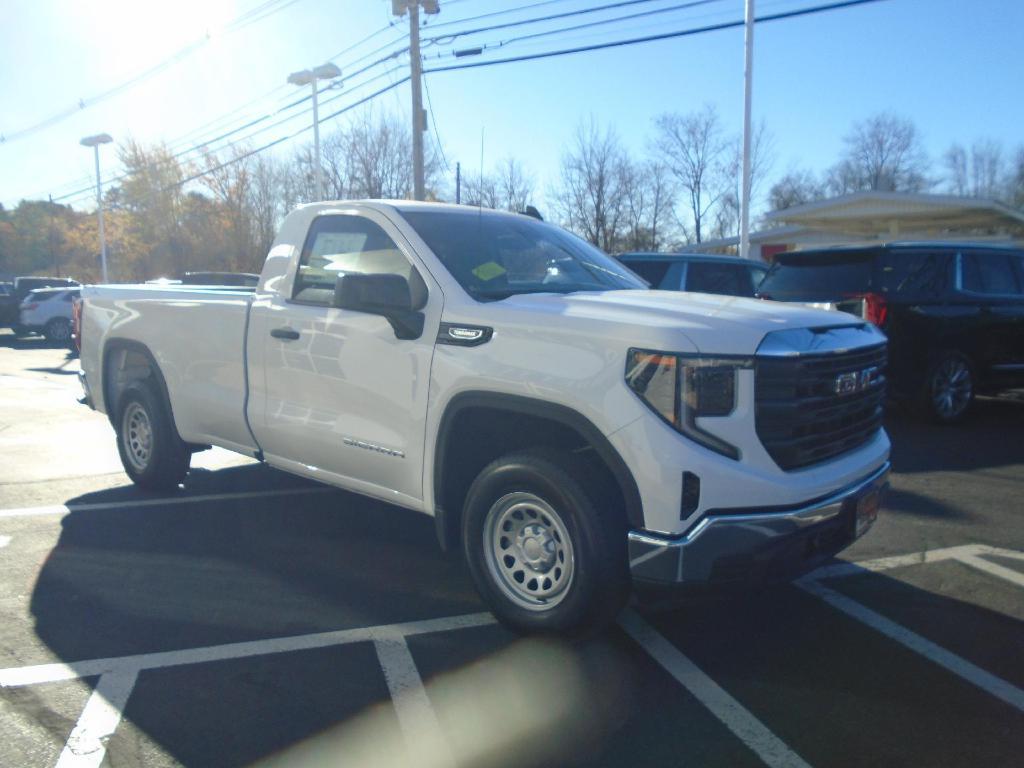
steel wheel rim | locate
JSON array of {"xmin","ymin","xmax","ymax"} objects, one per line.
[
  {"xmin": 122, "ymin": 402, "xmax": 153, "ymax": 472},
  {"xmin": 930, "ymin": 358, "xmax": 971, "ymax": 419},
  {"xmin": 483, "ymin": 492, "xmax": 575, "ymax": 612}
]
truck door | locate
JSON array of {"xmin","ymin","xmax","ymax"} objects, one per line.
[
  {"xmin": 960, "ymin": 250, "xmax": 1024, "ymax": 372},
  {"xmin": 247, "ymin": 209, "xmax": 442, "ymax": 509}
]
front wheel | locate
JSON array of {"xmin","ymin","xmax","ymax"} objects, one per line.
[
  {"xmin": 115, "ymin": 383, "xmax": 191, "ymax": 490},
  {"xmin": 462, "ymin": 449, "xmax": 629, "ymax": 635},
  {"xmin": 923, "ymin": 351, "xmax": 974, "ymax": 423}
]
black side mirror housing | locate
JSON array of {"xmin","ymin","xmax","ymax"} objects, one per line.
[{"xmin": 333, "ymin": 273, "xmax": 425, "ymax": 340}]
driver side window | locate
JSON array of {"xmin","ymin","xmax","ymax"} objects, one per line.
[{"xmin": 293, "ymin": 215, "xmax": 415, "ymax": 306}]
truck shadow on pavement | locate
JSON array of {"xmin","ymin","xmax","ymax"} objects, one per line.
[{"xmin": 885, "ymin": 395, "xmax": 1024, "ymax": 474}]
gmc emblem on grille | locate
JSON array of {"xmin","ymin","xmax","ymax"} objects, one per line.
[{"xmin": 834, "ymin": 366, "xmax": 880, "ymax": 395}]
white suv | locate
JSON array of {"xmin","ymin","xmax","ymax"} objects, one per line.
[{"xmin": 18, "ymin": 287, "xmax": 79, "ymax": 342}]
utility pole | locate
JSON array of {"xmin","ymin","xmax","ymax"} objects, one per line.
[
  {"xmin": 393, "ymin": 1, "xmax": 439, "ymax": 201},
  {"xmin": 739, "ymin": 0, "xmax": 755, "ymax": 259}
]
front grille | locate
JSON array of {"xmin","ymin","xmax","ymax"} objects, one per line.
[{"xmin": 755, "ymin": 343, "xmax": 887, "ymax": 471}]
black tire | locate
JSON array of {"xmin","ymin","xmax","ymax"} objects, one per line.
[
  {"xmin": 44, "ymin": 317, "xmax": 72, "ymax": 343},
  {"xmin": 920, "ymin": 351, "xmax": 975, "ymax": 424},
  {"xmin": 115, "ymin": 382, "xmax": 191, "ymax": 491},
  {"xmin": 461, "ymin": 449, "xmax": 630, "ymax": 635}
]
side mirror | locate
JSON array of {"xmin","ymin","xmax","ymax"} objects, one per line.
[{"xmin": 333, "ymin": 273, "xmax": 425, "ymax": 340}]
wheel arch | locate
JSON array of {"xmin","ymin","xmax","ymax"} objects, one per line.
[
  {"xmin": 101, "ymin": 338, "xmax": 182, "ymax": 440},
  {"xmin": 432, "ymin": 391, "xmax": 643, "ymax": 552}
]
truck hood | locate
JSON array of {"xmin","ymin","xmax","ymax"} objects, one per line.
[{"xmin": 491, "ymin": 289, "xmax": 864, "ymax": 356}]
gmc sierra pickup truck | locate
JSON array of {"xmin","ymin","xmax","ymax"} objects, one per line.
[{"xmin": 79, "ymin": 201, "xmax": 890, "ymax": 634}]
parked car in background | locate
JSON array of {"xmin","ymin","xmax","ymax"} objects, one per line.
[
  {"xmin": 18, "ymin": 286, "xmax": 80, "ymax": 342},
  {"xmin": 2, "ymin": 276, "xmax": 79, "ymax": 327},
  {"xmin": 617, "ymin": 253, "xmax": 768, "ymax": 298},
  {"xmin": 757, "ymin": 243, "xmax": 1024, "ymax": 423}
]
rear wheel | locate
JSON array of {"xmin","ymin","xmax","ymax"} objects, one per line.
[
  {"xmin": 923, "ymin": 351, "xmax": 974, "ymax": 423},
  {"xmin": 115, "ymin": 383, "xmax": 191, "ymax": 490},
  {"xmin": 462, "ymin": 449, "xmax": 629, "ymax": 635},
  {"xmin": 44, "ymin": 317, "xmax": 71, "ymax": 343}
]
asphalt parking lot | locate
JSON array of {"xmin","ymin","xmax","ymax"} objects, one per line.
[{"xmin": 1, "ymin": 331, "xmax": 1022, "ymax": 768}]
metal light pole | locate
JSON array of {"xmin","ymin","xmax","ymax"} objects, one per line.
[
  {"xmin": 288, "ymin": 63, "xmax": 342, "ymax": 201},
  {"xmin": 393, "ymin": 1, "xmax": 440, "ymax": 201},
  {"xmin": 80, "ymin": 133, "xmax": 113, "ymax": 283},
  {"xmin": 739, "ymin": 0, "xmax": 755, "ymax": 260}
]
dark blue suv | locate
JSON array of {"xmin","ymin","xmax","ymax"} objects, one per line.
[{"xmin": 616, "ymin": 252, "xmax": 769, "ymax": 298}]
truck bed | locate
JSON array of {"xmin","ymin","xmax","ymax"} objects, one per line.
[{"xmin": 80, "ymin": 284, "xmax": 259, "ymax": 455}]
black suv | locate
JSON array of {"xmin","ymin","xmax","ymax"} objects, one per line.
[
  {"xmin": 617, "ymin": 253, "xmax": 768, "ymax": 298},
  {"xmin": 757, "ymin": 243, "xmax": 1024, "ymax": 422}
]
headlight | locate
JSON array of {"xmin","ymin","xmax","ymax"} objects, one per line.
[{"xmin": 625, "ymin": 349, "xmax": 748, "ymax": 459}]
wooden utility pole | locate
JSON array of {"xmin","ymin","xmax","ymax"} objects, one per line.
[{"xmin": 393, "ymin": 1, "xmax": 439, "ymax": 201}]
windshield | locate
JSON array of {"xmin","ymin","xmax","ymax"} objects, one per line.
[
  {"xmin": 400, "ymin": 210, "xmax": 645, "ymax": 301},
  {"xmin": 758, "ymin": 252, "xmax": 874, "ymax": 300}
]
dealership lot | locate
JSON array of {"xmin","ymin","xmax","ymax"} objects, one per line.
[{"xmin": 0, "ymin": 332, "xmax": 1022, "ymax": 768}]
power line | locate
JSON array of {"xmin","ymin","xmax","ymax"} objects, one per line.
[
  {"xmin": 52, "ymin": 66, "xmax": 410, "ymax": 205},
  {"xmin": 422, "ymin": 74, "xmax": 450, "ymax": 172},
  {"xmin": 172, "ymin": 76, "xmax": 411, "ymax": 191},
  {"xmin": 423, "ymin": 0, "xmax": 672, "ymax": 43},
  {"xmin": 433, "ymin": 0, "xmax": 723, "ymax": 58},
  {"xmin": 423, "ymin": 0, "xmax": 580, "ymax": 30},
  {"xmin": 0, "ymin": 0, "xmax": 306, "ymax": 146},
  {"xmin": 424, "ymin": 0, "xmax": 891, "ymax": 73}
]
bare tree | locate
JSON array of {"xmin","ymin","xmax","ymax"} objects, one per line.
[
  {"xmin": 551, "ymin": 119, "xmax": 628, "ymax": 251},
  {"xmin": 944, "ymin": 139, "xmax": 1004, "ymax": 199},
  {"xmin": 620, "ymin": 160, "xmax": 675, "ymax": 251},
  {"xmin": 711, "ymin": 120, "xmax": 775, "ymax": 239},
  {"xmin": 769, "ymin": 168, "xmax": 825, "ymax": 211},
  {"xmin": 827, "ymin": 112, "xmax": 930, "ymax": 194},
  {"xmin": 496, "ymin": 157, "xmax": 534, "ymax": 211},
  {"xmin": 1009, "ymin": 146, "xmax": 1024, "ymax": 209},
  {"xmin": 654, "ymin": 105, "xmax": 732, "ymax": 243}
]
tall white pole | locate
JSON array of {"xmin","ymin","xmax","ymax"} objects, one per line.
[
  {"xmin": 311, "ymin": 77, "xmax": 322, "ymax": 201},
  {"xmin": 93, "ymin": 145, "xmax": 109, "ymax": 283},
  {"xmin": 739, "ymin": 0, "xmax": 755, "ymax": 260}
]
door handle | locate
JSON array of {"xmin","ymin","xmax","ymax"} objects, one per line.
[{"xmin": 270, "ymin": 327, "xmax": 300, "ymax": 341}]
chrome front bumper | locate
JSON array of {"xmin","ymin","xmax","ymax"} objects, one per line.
[{"xmin": 628, "ymin": 462, "xmax": 890, "ymax": 585}]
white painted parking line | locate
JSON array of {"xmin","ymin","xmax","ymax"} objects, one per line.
[
  {"xmin": 619, "ymin": 611, "xmax": 813, "ymax": 768},
  {"xmin": 0, "ymin": 535, "xmax": 9, "ymax": 548},
  {"xmin": 975, "ymin": 545, "xmax": 1024, "ymax": 562},
  {"xmin": 797, "ymin": 579, "xmax": 1024, "ymax": 714},
  {"xmin": 955, "ymin": 555, "xmax": 1024, "ymax": 589},
  {"xmin": 807, "ymin": 544, "xmax": 988, "ymax": 580},
  {"xmin": 0, "ymin": 612, "xmax": 497, "ymax": 688},
  {"xmin": 0, "ymin": 486, "xmax": 335, "ymax": 519},
  {"xmin": 375, "ymin": 635, "xmax": 456, "ymax": 768},
  {"xmin": 54, "ymin": 668, "xmax": 138, "ymax": 768}
]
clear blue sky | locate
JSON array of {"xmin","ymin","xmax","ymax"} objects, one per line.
[{"xmin": 1, "ymin": 0, "xmax": 1021, "ymax": 213}]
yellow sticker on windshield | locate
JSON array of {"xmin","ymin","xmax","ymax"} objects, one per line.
[{"xmin": 472, "ymin": 261, "xmax": 507, "ymax": 282}]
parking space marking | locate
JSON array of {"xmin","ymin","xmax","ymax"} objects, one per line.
[
  {"xmin": 54, "ymin": 668, "xmax": 138, "ymax": 768},
  {"xmin": 619, "ymin": 611, "xmax": 813, "ymax": 768},
  {"xmin": 807, "ymin": 544, "xmax": 987, "ymax": 580},
  {"xmin": 797, "ymin": 579, "xmax": 1024, "ymax": 714},
  {"xmin": 0, "ymin": 486, "xmax": 335, "ymax": 519},
  {"xmin": 955, "ymin": 555, "xmax": 1024, "ymax": 589},
  {"xmin": 0, "ymin": 534, "xmax": 9, "ymax": 548},
  {"xmin": 374, "ymin": 635, "xmax": 456, "ymax": 768},
  {"xmin": 0, "ymin": 613, "xmax": 497, "ymax": 688}
]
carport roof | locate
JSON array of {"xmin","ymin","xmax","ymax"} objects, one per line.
[{"xmin": 763, "ymin": 191, "xmax": 1024, "ymax": 237}]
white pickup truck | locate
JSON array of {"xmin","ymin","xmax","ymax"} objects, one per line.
[{"xmin": 78, "ymin": 201, "xmax": 890, "ymax": 633}]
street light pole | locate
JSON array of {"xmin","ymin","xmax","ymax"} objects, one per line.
[
  {"xmin": 288, "ymin": 63, "xmax": 342, "ymax": 201},
  {"xmin": 739, "ymin": 0, "xmax": 755, "ymax": 260},
  {"xmin": 80, "ymin": 133, "xmax": 113, "ymax": 283}
]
